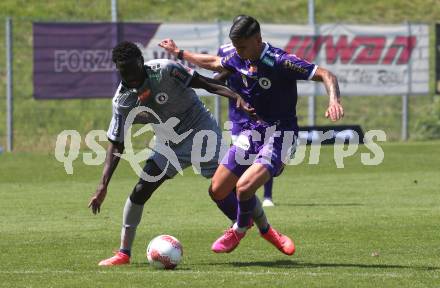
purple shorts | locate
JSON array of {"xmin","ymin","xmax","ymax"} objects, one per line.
[{"xmin": 221, "ymin": 122, "xmax": 298, "ymax": 177}]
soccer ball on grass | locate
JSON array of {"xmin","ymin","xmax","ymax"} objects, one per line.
[{"xmin": 146, "ymin": 235, "xmax": 183, "ymax": 269}]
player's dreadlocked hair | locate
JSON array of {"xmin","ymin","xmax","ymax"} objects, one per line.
[
  {"xmin": 229, "ymin": 15, "xmax": 260, "ymax": 40},
  {"xmin": 112, "ymin": 41, "xmax": 142, "ymax": 63}
]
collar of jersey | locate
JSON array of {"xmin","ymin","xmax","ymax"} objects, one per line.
[
  {"xmin": 118, "ymin": 77, "xmax": 151, "ymax": 108},
  {"xmin": 259, "ymin": 42, "xmax": 269, "ymax": 60},
  {"xmin": 246, "ymin": 42, "xmax": 269, "ymax": 66}
]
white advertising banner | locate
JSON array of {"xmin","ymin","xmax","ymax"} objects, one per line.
[{"xmin": 137, "ymin": 23, "xmax": 430, "ymax": 96}]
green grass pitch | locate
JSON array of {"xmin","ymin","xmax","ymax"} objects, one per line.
[{"xmin": 0, "ymin": 142, "xmax": 439, "ymax": 287}]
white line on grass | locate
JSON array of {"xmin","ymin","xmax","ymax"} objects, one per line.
[{"xmin": 0, "ymin": 270, "xmax": 436, "ymax": 278}]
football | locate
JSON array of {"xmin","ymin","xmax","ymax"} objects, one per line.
[{"xmin": 146, "ymin": 235, "xmax": 183, "ymax": 269}]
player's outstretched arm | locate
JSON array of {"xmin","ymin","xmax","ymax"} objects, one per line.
[
  {"xmin": 88, "ymin": 140, "xmax": 124, "ymax": 214},
  {"xmin": 213, "ymin": 70, "xmax": 231, "ymax": 83},
  {"xmin": 189, "ymin": 73, "xmax": 256, "ymax": 118},
  {"xmin": 312, "ymin": 67, "xmax": 344, "ymax": 122},
  {"xmin": 158, "ymin": 38, "xmax": 224, "ymax": 72}
]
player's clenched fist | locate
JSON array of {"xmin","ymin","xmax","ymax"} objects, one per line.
[{"xmin": 158, "ymin": 39, "xmax": 179, "ymax": 55}]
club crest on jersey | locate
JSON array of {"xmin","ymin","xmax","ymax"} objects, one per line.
[
  {"xmin": 258, "ymin": 77, "xmax": 272, "ymax": 89},
  {"xmin": 155, "ymin": 92, "xmax": 169, "ymax": 104}
]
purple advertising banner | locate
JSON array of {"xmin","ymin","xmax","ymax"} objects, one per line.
[{"xmin": 33, "ymin": 23, "xmax": 159, "ymax": 99}]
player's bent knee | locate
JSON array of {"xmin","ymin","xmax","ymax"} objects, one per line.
[
  {"xmin": 236, "ymin": 179, "xmax": 254, "ymax": 200},
  {"xmin": 130, "ymin": 182, "xmax": 154, "ymax": 205},
  {"xmin": 208, "ymin": 184, "xmax": 223, "ymax": 201},
  {"xmin": 130, "ymin": 160, "xmax": 169, "ymax": 205},
  {"xmin": 131, "ymin": 177, "xmax": 168, "ymax": 206},
  {"xmin": 208, "ymin": 183, "xmax": 230, "ymax": 201},
  {"xmin": 143, "ymin": 159, "xmax": 164, "ymax": 177},
  {"xmin": 210, "ymin": 176, "xmax": 221, "ymax": 192},
  {"xmin": 209, "ymin": 178, "xmax": 223, "ymax": 198},
  {"xmin": 208, "ymin": 185, "xmax": 215, "ymax": 200}
]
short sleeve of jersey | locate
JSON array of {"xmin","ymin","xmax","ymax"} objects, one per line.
[
  {"xmin": 214, "ymin": 47, "xmax": 223, "ymax": 77},
  {"xmin": 107, "ymin": 106, "xmax": 127, "ymax": 143},
  {"xmin": 279, "ymin": 53, "xmax": 318, "ymax": 81},
  {"xmin": 220, "ymin": 52, "xmax": 237, "ymax": 72},
  {"xmin": 165, "ymin": 61, "xmax": 194, "ymax": 88},
  {"xmin": 216, "ymin": 44, "xmax": 235, "ymax": 77},
  {"xmin": 107, "ymin": 84, "xmax": 128, "ymax": 143}
]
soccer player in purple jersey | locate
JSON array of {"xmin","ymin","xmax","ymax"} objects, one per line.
[
  {"xmin": 216, "ymin": 42, "xmax": 275, "ymax": 207},
  {"xmin": 159, "ymin": 15, "xmax": 343, "ymax": 255}
]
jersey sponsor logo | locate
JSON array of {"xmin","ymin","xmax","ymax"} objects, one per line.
[
  {"xmin": 147, "ymin": 69, "xmax": 161, "ymax": 83},
  {"xmin": 149, "ymin": 63, "xmax": 161, "ymax": 71},
  {"xmin": 258, "ymin": 77, "xmax": 272, "ymax": 89},
  {"xmin": 261, "ymin": 56, "xmax": 275, "ymax": 67},
  {"xmin": 171, "ymin": 66, "xmax": 190, "ymax": 84},
  {"xmin": 155, "ymin": 92, "xmax": 169, "ymax": 104},
  {"xmin": 283, "ymin": 60, "xmax": 308, "ymax": 74}
]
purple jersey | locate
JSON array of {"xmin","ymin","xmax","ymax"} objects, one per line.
[
  {"xmin": 217, "ymin": 44, "xmax": 249, "ymax": 124},
  {"xmin": 221, "ymin": 42, "xmax": 317, "ymax": 130}
]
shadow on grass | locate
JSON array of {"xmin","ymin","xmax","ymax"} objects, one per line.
[
  {"xmin": 111, "ymin": 260, "xmax": 439, "ymax": 272},
  {"xmin": 219, "ymin": 260, "xmax": 438, "ymax": 271},
  {"xmin": 129, "ymin": 262, "xmax": 192, "ymax": 270},
  {"xmin": 279, "ymin": 203, "xmax": 364, "ymax": 207}
]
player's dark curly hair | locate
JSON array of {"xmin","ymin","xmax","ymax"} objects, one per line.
[
  {"xmin": 229, "ymin": 15, "xmax": 260, "ymax": 40},
  {"xmin": 112, "ymin": 41, "xmax": 142, "ymax": 63},
  {"xmin": 232, "ymin": 15, "xmax": 246, "ymax": 24}
]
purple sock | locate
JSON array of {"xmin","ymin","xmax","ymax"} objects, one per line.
[
  {"xmin": 213, "ymin": 190, "xmax": 238, "ymax": 221},
  {"xmin": 264, "ymin": 178, "xmax": 273, "ymax": 199},
  {"xmin": 237, "ymin": 196, "xmax": 257, "ymax": 228}
]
